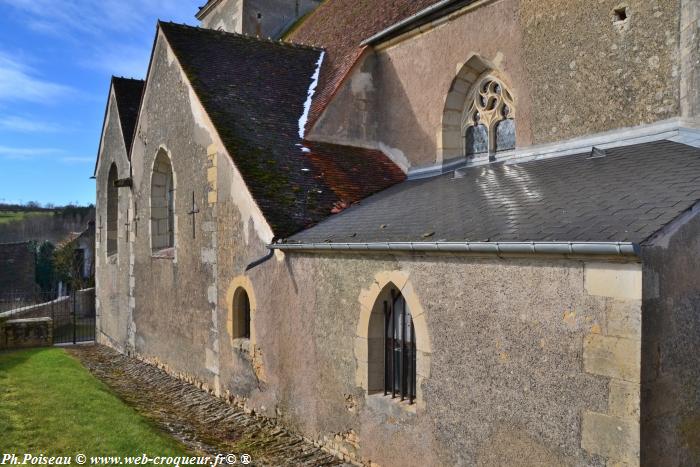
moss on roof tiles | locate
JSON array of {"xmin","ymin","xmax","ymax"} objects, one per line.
[{"xmin": 159, "ymin": 22, "xmax": 404, "ymax": 237}]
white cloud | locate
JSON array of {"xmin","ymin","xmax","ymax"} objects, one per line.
[
  {"xmin": 0, "ymin": 0, "xmax": 197, "ymax": 38},
  {"xmin": 0, "ymin": 115, "xmax": 64, "ymax": 133},
  {"xmin": 0, "ymin": 0, "xmax": 198, "ymax": 78},
  {"xmin": 0, "ymin": 146, "xmax": 91, "ymax": 164},
  {"xmin": 59, "ymin": 156, "xmax": 93, "ymax": 164},
  {"xmin": 0, "ymin": 52, "xmax": 74, "ymax": 103},
  {"xmin": 0, "ymin": 145, "xmax": 63, "ymax": 160}
]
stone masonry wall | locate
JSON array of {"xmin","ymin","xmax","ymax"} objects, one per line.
[
  {"xmin": 681, "ymin": 0, "xmax": 700, "ymax": 123},
  {"xmin": 0, "ymin": 318, "xmax": 52, "ymax": 350},
  {"xmin": 311, "ymin": 0, "xmax": 684, "ymax": 169},
  {"xmin": 200, "ymin": 0, "xmax": 243, "ymax": 33},
  {"xmin": 199, "ymin": 0, "xmax": 320, "ymax": 39},
  {"xmin": 126, "ymin": 34, "xmax": 221, "ymax": 390},
  {"xmin": 231, "ymin": 253, "xmax": 643, "ymax": 466},
  {"xmin": 93, "ymin": 12, "xmax": 656, "ymax": 467},
  {"xmin": 95, "ymin": 91, "xmax": 132, "ymax": 353},
  {"xmin": 640, "ymin": 203, "xmax": 700, "ymax": 466}
]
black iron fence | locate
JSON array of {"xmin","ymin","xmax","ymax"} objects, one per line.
[{"xmin": 0, "ymin": 289, "xmax": 95, "ymax": 345}]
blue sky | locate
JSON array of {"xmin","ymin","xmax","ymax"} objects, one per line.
[{"xmin": 0, "ymin": 0, "xmax": 200, "ymax": 206}]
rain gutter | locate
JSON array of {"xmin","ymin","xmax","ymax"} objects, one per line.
[
  {"xmin": 267, "ymin": 241, "xmax": 640, "ymax": 258},
  {"xmin": 361, "ymin": 0, "xmax": 474, "ymax": 46}
]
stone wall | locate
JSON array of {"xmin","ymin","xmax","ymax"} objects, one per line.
[
  {"xmin": 93, "ymin": 37, "xmax": 649, "ymax": 458},
  {"xmin": 681, "ymin": 0, "xmax": 700, "ymax": 123},
  {"xmin": 0, "ymin": 242, "xmax": 36, "ymax": 295},
  {"xmin": 92, "ymin": 11, "xmax": 663, "ymax": 466},
  {"xmin": 641, "ymin": 202, "xmax": 700, "ymax": 466},
  {"xmin": 200, "ymin": 0, "xmax": 243, "ymax": 33},
  {"xmin": 311, "ymin": 0, "xmax": 684, "ymax": 169},
  {"xmin": 225, "ymin": 253, "xmax": 642, "ymax": 466},
  {"xmin": 125, "ymin": 34, "xmax": 222, "ymax": 388},
  {"xmin": 0, "ymin": 318, "xmax": 52, "ymax": 350},
  {"xmin": 199, "ymin": 0, "xmax": 320, "ymax": 39},
  {"xmin": 95, "ymin": 89, "xmax": 132, "ymax": 352}
]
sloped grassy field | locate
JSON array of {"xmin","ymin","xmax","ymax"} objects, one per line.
[{"xmin": 0, "ymin": 211, "xmax": 52, "ymax": 225}]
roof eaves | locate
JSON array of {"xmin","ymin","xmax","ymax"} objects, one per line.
[
  {"xmin": 93, "ymin": 79, "xmax": 118, "ymax": 178},
  {"xmin": 156, "ymin": 22, "xmax": 280, "ymax": 239},
  {"xmin": 641, "ymin": 199, "xmax": 700, "ymax": 247},
  {"xmin": 195, "ymin": 0, "xmax": 223, "ymax": 20},
  {"xmin": 361, "ymin": 0, "xmax": 476, "ymax": 46},
  {"xmin": 269, "ymin": 241, "xmax": 641, "ymax": 258}
]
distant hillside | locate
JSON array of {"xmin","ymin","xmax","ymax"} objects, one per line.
[{"xmin": 0, "ymin": 204, "xmax": 95, "ymax": 244}]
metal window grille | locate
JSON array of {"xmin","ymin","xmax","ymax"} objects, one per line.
[{"xmin": 383, "ymin": 289, "xmax": 416, "ymax": 404}]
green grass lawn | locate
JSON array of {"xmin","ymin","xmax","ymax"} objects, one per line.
[
  {"xmin": 0, "ymin": 210, "xmax": 53, "ymax": 225},
  {"xmin": 0, "ymin": 348, "xmax": 190, "ymax": 458}
]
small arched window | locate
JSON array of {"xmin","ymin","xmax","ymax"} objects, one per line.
[
  {"xmin": 383, "ymin": 289, "xmax": 416, "ymax": 403},
  {"xmin": 232, "ymin": 287, "xmax": 251, "ymax": 339},
  {"xmin": 151, "ymin": 150, "xmax": 175, "ymax": 252},
  {"xmin": 463, "ymin": 75, "xmax": 516, "ymax": 158},
  {"xmin": 106, "ymin": 163, "xmax": 118, "ymax": 256}
]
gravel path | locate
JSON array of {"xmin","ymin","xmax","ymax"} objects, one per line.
[{"xmin": 68, "ymin": 345, "xmax": 346, "ymax": 467}]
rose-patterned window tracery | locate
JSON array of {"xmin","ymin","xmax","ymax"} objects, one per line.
[{"xmin": 462, "ymin": 75, "xmax": 516, "ymax": 157}]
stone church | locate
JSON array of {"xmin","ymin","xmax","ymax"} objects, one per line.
[{"xmin": 94, "ymin": 1, "xmax": 700, "ymax": 465}]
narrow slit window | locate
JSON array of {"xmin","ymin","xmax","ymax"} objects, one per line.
[
  {"xmin": 106, "ymin": 163, "xmax": 119, "ymax": 256},
  {"xmin": 233, "ymin": 287, "xmax": 251, "ymax": 340}
]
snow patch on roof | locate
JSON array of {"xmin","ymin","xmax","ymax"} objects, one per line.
[{"xmin": 298, "ymin": 51, "xmax": 325, "ymax": 139}]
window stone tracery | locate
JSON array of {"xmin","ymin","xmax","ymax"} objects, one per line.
[{"xmin": 462, "ymin": 74, "xmax": 516, "ymax": 158}]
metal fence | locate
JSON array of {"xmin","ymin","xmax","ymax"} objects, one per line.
[{"xmin": 0, "ymin": 289, "xmax": 96, "ymax": 345}]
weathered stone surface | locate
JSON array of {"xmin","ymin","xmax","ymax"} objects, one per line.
[
  {"xmin": 584, "ymin": 263, "xmax": 642, "ymax": 300},
  {"xmin": 95, "ymin": 88, "xmax": 133, "ymax": 354},
  {"xmin": 641, "ymin": 205, "xmax": 700, "ymax": 466},
  {"xmin": 198, "ymin": 0, "xmax": 320, "ymax": 39},
  {"xmin": 312, "ymin": 0, "xmax": 684, "ymax": 168},
  {"xmin": 582, "ymin": 411, "xmax": 639, "ymax": 464},
  {"xmin": 606, "ymin": 300, "xmax": 642, "ymax": 340},
  {"xmin": 1, "ymin": 318, "xmax": 52, "ymax": 349},
  {"xmin": 584, "ymin": 334, "xmax": 641, "ymax": 383},
  {"xmin": 609, "ymin": 379, "xmax": 641, "ymax": 420},
  {"xmin": 93, "ymin": 2, "xmax": 700, "ymax": 466}
]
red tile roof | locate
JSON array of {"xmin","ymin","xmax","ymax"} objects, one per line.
[
  {"xmin": 303, "ymin": 140, "xmax": 406, "ymax": 211},
  {"xmin": 286, "ymin": 0, "xmax": 442, "ymax": 133}
]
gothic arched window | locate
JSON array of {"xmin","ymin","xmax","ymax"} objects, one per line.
[
  {"xmin": 463, "ymin": 75, "xmax": 516, "ymax": 158},
  {"xmin": 106, "ymin": 163, "xmax": 118, "ymax": 256},
  {"xmin": 151, "ymin": 149, "xmax": 175, "ymax": 252},
  {"xmin": 383, "ymin": 289, "xmax": 416, "ymax": 403}
]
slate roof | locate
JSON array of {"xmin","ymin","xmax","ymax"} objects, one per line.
[
  {"xmin": 160, "ymin": 22, "xmax": 405, "ymax": 237},
  {"xmin": 287, "ymin": 141, "xmax": 700, "ymax": 244},
  {"xmin": 112, "ymin": 77, "xmax": 145, "ymax": 157},
  {"xmin": 286, "ymin": 0, "xmax": 442, "ymax": 133}
]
